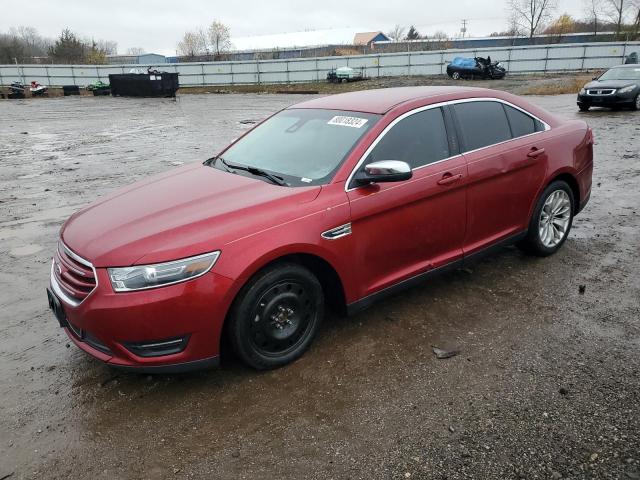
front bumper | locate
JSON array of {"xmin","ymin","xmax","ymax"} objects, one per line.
[
  {"xmin": 49, "ymin": 264, "xmax": 235, "ymax": 372},
  {"xmin": 577, "ymin": 92, "xmax": 636, "ymax": 108}
]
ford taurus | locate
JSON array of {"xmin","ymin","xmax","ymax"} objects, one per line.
[{"xmin": 47, "ymin": 86, "xmax": 594, "ymax": 372}]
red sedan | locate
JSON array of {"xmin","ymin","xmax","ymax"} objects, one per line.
[{"xmin": 47, "ymin": 87, "xmax": 594, "ymax": 372}]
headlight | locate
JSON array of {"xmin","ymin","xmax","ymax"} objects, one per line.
[
  {"xmin": 579, "ymin": 88, "xmax": 586, "ymax": 95},
  {"xmin": 618, "ymin": 85, "xmax": 637, "ymax": 94},
  {"xmin": 108, "ymin": 251, "xmax": 220, "ymax": 292}
]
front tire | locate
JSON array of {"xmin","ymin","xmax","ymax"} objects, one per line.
[
  {"xmin": 518, "ymin": 181, "xmax": 574, "ymax": 257},
  {"xmin": 452, "ymin": 71, "xmax": 461, "ymax": 80},
  {"xmin": 632, "ymin": 94, "xmax": 640, "ymax": 111},
  {"xmin": 578, "ymin": 104, "xmax": 590, "ymax": 112},
  {"xmin": 228, "ymin": 263, "xmax": 324, "ymax": 370}
]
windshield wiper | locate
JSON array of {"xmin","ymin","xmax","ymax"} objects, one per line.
[{"xmin": 219, "ymin": 158, "xmax": 288, "ymax": 186}]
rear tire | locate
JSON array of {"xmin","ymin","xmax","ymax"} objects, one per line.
[
  {"xmin": 452, "ymin": 71, "xmax": 461, "ymax": 80},
  {"xmin": 518, "ymin": 180, "xmax": 574, "ymax": 257},
  {"xmin": 227, "ymin": 263, "xmax": 324, "ymax": 370}
]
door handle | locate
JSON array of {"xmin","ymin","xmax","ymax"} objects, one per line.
[
  {"xmin": 437, "ymin": 173, "xmax": 463, "ymax": 186},
  {"xmin": 527, "ymin": 147, "xmax": 545, "ymax": 158}
]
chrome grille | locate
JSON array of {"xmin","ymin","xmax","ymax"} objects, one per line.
[
  {"xmin": 586, "ymin": 89, "xmax": 615, "ymax": 95},
  {"xmin": 52, "ymin": 242, "xmax": 97, "ymax": 305}
]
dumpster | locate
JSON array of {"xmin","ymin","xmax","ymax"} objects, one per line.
[{"xmin": 108, "ymin": 70, "xmax": 179, "ymax": 97}]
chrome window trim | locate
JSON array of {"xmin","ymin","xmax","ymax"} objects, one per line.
[
  {"xmin": 345, "ymin": 97, "xmax": 551, "ymax": 192},
  {"xmin": 51, "ymin": 242, "xmax": 99, "ymax": 307}
]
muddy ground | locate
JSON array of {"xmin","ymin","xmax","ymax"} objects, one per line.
[{"xmin": 0, "ymin": 85, "xmax": 639, "ymax": 480}]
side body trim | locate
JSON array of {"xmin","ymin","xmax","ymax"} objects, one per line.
[{"xmin": 321, "ymin": 223, "xmax": 352, "ymax": 240}]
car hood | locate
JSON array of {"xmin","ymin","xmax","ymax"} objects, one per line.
[
  {"xmin": 584, "ymin": 79, "xmax": 638, "ymax": 90},
  {"xmin": 61, "ymin": 163, "xmax": 321, "ymax": 267}
]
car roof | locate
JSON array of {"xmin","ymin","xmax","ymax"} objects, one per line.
[
  {"xmin": 289, "ymin": 87, "xmax": 564, "ymax": 127},
  {"xmin": 288, "ymin": 86, "xmax": 511, "ymax": 114}
]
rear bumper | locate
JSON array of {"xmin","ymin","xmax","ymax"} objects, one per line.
[
  {"xmin": 577, "ymin": 190, "xmax": 591, "ymax": 215},
  {"xmin": 50, "ymin": 265, "xmax": 236, "ymax": 372},
  {"xmin": 576, "ymin": 160, "xmax": 593, "ymax": 216}
]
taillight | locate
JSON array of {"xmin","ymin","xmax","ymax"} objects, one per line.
[{"xmin": 586, "ymin": 127, "xmax": 594, "ymax": 145}]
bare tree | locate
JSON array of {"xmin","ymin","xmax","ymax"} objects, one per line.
[
  {"xmin": 96, "ymin": 39, "xmax": 117, "ymax": 55},
  {"xmin": 632, "ymin": 0, "xmax": 640, "ymax": 38},
  {"xmin": 177, "ymin": 31, "xmax": 207, "ymax": 58},
  {"xmin": 507, "ymin": 0, "xmax": 557, "ymax": 38},
  {"xmin": 386, "ymin": 25, "xmax": 406, "ymax": 42},
  {"xmin": 7, "ymin": 26, "xmax": 51, "ymax": 59},
  {"xmin": 14, "ymin": 26, "xmax": 40, "ymax": 56},
  {"xmin": 207, "ymin": 20, "xmax": 231, "ymax": 56},
  {"xmin": 603, "ymin": 0, "xmax": 630, "ymax": 36},
  {"xmin": 583, "ymin": 0, "xmax": 605, "ymax": 34},
  {"xmin": 126, "ymin": 47, "xmax": 146, "ymax": 55}
]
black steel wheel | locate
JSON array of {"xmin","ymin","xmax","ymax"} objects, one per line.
[{"xmin": 228, "ymin": 263, "xmax": 324, "ymax": 369}]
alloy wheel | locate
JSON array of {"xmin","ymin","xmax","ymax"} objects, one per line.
[{"xmin": 538, "ymin": 190, "xmax": 571, "ymax": 248}]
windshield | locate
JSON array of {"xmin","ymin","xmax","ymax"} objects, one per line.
[
  {"xmin": 598, "ymin": 67, "xmax": 640, "ymax": 81},
  {"xmin": 214, "ymin": 109, "xmax": 379, "ymax": 186}
]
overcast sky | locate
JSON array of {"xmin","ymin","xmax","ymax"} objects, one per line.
[{"xmin": 2, "ymin": 0, "xmax": 587, "ymax": 56}]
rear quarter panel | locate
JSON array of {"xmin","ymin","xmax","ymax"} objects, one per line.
[{"xmin": 538, "ymin": 119, "xmax": 592, "ymax": 210}]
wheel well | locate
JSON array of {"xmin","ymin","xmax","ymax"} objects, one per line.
[
  {"xmin": 550, "ymin": 173, "xmax": 580, "ymax": 214},
  {"xmin": 219, "ymin": 253, "xmax": 347, "ymax": 361},
  {"xmin": 226, "ymin": 253, "xmax": 347, "ymax": 320},
  {"xmin": 270, "ymin": 253, "xmax": 347, "ymax": 314}
]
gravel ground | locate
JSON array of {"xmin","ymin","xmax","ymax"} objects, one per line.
[{"xmin": 0, "ymin": 88, "xmax": 639, "ymax": 480}]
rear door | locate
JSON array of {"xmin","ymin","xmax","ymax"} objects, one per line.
[
  {"xmin": 346, "ymin": 106, "xmax": 467, "ymax": 298},
  {"xmin": 451, "ymin": 100, "xmax": 548, "ymax": 255}
]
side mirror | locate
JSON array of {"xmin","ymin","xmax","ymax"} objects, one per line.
[
  {"xmin": 592, "ymin": 76, "xmax": 598, "ymax": 80},
  {"xmin": 354, "ymin": 160, "xmax": 412, "ymax": 185}
]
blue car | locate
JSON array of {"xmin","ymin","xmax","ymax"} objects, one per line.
[{"xmin": 446, "ymin": 56, "xmax": 506, "ymax": 80}]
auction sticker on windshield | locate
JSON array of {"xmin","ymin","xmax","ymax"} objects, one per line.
[{"xmin": 327, "ymin": 116, "xmax": 368, "ymax": 128}]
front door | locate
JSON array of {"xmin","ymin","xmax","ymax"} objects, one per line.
[{"xmin": 346, "ymin": 106, "xmax": 468, "ymax": 299}]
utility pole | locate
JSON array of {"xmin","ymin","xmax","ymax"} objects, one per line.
[{"xmin": 461, "ymin": 19, "xmax": 468, "ymax": 38}]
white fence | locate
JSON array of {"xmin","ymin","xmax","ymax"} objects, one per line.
[{"xmin": 1, "ymin": 42, "xmax": 638, "ymax": 87}]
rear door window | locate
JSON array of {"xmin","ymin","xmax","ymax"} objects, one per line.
[
  {"xmin": 365, "ymin": 107, "xmax": 450, "ymax": 169},
  {"xmin": 503, "ymin": 104, "xmax": 543, "ymax": 138},
  {"xmin": 453, "ymin": 101, "xmax": 512, "ymax": 151}
]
